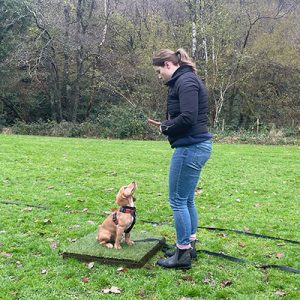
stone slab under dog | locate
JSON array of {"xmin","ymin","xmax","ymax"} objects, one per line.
[{"xmin": 63, "ymin": 231, "xmax": 165, "ymax": 268}]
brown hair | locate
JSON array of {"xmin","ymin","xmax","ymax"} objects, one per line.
[{"xmin": 152, "ymin": 48, "xmax": 196, "ymax": 72}]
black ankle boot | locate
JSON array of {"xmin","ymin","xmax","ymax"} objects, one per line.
[
  {"xmin": 165, "ymin": 240, "xmax": 197, "ymax": 260},
  {"xmin": 157, "ymin": 247, "xmax": 192, "ymax": 269}
]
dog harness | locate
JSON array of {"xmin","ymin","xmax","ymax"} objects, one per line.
[{"xmin": 112, "ymin": 206, "xmax": 136, "ymax": 234}]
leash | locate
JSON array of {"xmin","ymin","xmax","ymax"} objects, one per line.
[
  {"xmin": 140, "ymin": 220, "xmax": 300, "ymax": 274},
  {"xmin": 133, "ymin": 238, "xmax": 300, "ymax": 274}
]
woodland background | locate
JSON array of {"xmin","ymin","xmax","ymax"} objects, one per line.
[{"xmin": 0, "ymin": 0, "xmax": 299, "ymax": 139}]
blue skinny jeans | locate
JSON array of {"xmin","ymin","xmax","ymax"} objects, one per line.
[{"xmin": 168, "ymin": 140, "xmax": 212, "ymax": 246}]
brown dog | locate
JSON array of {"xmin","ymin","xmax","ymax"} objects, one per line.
[{"xmin": 96, "ymin": 182, "xmax": 137, "ymax": 249}]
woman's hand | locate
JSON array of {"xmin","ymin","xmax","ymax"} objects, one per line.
[{"xmin": 147, "ymin": 118, "xmax": 161, "ymax": 129}]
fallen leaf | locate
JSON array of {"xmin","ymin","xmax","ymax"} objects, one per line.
[
  {"xmin": 277, "ymin": 243, "xmax": 285, "ymax": 247},
  {"xmin": 1, "ymin": 252, "xmax": 13, "ymax": 257},
  {"xmin": 203, "ymin": 278, "xmax": 211, "ymax": 284},
  {"xmin": 82, "ymin": 277, "xmax": 89, "ymax": 284},
  {"xmin": 275, "ymin": 252, "xmax": 284, "ymax": 259},
  {"xmin": 16, "ymin": 261, "xmax": 23, "ymax": 268},
  {"xmin": 243, "ymin": 227, "xmax": 250, "ymax": 232},
  {"xmin": 101, "ymin": 286, "xmax": 121, "ymax": 294},
  {"xmin": 22, "ymin": 207, "xmax": 33, "ymax": 212},
  {"xmin": 86, "ymin": 262, "xmax": 94, "ymax": 269},
  {"xmin": 43, "ymin": 219, "xmax": 52, "ymax": 224},
  {"xmin": 41, "ymin": 269, "xmax": 48, "ymax": 274},
  {"xmin": 65, "ymin": 192, "xmax": 72, "ymax": 196},
  {"xmin": 47, "ymin": 186, "xmax": 54, "ymax": 189},
  {"xmin": 69, "ymin": 224, "xmax": 81, "ymax": 229},
  {"xmin": 254, "ymin": 203, "xmax": 260, "ymax": 208},
  {"xmin": 87, "ymin": 220, "xmax": 96, "ymax": 225},
  {"xmin": 202, "ymin": 273, "xmax": 215, "ymax": 286},
  {"xmin": 221, "ymin": 279, "xmax": 232, "ymax": 288},
  {"xmin": 275, "ymin": 290, "xmax": 287, "ymax": 296},
  {"xmin": 105, "ymin": 188, "xmax": 114, "ymax": 191},
  {"xmin": 117, "ymin": 267, "xmax": 128, "ymax": 273},
  {"xmin": 67, "ymin": 238, "xmax": 77, "ymax": 243},
  {"xmin": 50, "ymin": 241, "xmax": 58, "ymax": 249},
  {"xmin": 137, "ymin": 290, "xmax": 146, "ymax": 297},
  {"xmin": 217, "ymin": 233, "xmax": 228, "ymax": 238},
  {"xmin": 238, "ymin": 242, "xmax": 246, "ymax": 247},
  {"xmin": 181, "ymin": 275, "xmax": 194, "ymax": 282},
  {"xmin": 82, "ymin": 208, "xmax": 88, "ymax": 212},
  {"xmin": 236, "ymin": 198, "xmax": 241, "ymax": 202}
]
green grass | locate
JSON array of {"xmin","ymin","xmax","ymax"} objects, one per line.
[{"xmin": 0, "ymin": 134, "xmax": 299, "ymax": 300}]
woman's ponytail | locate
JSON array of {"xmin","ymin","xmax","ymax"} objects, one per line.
[
  {"xmin": 175, "ymin": 48, "xmax": 197, "ymax": 73},
  {"xmin": 153, "ymin": 48, "xmax": 196, "ymax": 73}
]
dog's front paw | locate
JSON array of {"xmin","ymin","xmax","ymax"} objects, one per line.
[
  {"xmin": 114, "ymin": 244, "xmax": 122, "ymax": 250},
  {"xmin": 126, "ymin": 240, "xmax": 134, "ymax": 246}
]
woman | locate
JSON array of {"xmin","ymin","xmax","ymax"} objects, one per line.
[{"xmin": 148, "ymin": 48, "xmax": 212, "ymax": 269}]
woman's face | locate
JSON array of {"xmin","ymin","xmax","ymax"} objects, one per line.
[{"xmin": 154, "ymin": 61, "xmax": 177, "ymax": 82}]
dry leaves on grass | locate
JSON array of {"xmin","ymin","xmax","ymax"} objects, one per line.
[
  {"xmin": 275, "ymin": 290, "xmax": 287, "ymax": 296},
  {"xmin": 43, "ymin": 219, "xmax": 52, "ymax": 224},
  {"xmin": 117, "ymin": 267, "xmax": 128, "ymax": 273},
  {"xmin": 181, "ymin": 275, "xmax": 194, "ymax": 282},
  {"xmin": 16, "ymin": 261, "xmax": 22, "ymax": 268},
  {"xmin": 1, "ymin": 252, "xmax": 13, "ymax": 257},
  {"xmin": 82, "ymin": 277, "xmax": 89, "ymax": 284},
  {"xmin": 137, "ymin": 290, "xmax": 146, "ymax": 297},
  {"xmin": 202, "ymin": 273, "xmax": 215, "ymax": 286},
  {"xmin": 101, "ymin": 286, "xmax": 122, "ymax": 294},
  {"xmin": 86, "ymin": 262, "xmax": 94, "ymax": 269},
  {"xmin": 275, "ymin": 252, "xmax": 284, "ymax": 259},
  {"xmin": 47, "ymin": 239, "xmax": 58, "ymax": 249},
  {"xmin": 221, "ymin": 279, "xmax": 233, "ymax": 288},
  {"xmin": 22, "ymin": 207, "xmax": 33, "ymax": 212}
]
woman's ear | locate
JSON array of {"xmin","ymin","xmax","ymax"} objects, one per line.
[{"xmin": 164, "ymin": 61, "xmax": 171, "ymax": 69}]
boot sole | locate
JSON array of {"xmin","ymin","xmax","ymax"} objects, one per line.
[{"xmin": 156, "ymin": 263, "xmax": 191, "ymax": 270}]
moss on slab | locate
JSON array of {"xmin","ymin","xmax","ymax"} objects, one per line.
[{"xmin": 63, "ymin": 231, "xmax": 165, "ymax": 268}]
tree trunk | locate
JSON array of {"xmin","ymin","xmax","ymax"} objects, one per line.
[
  {"xmin": 72, "ymin": 0, "xmax": 83, "ymax": 123},
  {"xmin": 62, "ymin": 4, "xmax": 71, "ymax": 121}
]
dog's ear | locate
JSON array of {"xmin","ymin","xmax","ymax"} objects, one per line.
[{"xmin": 115, "ymin": 187, "xmax": 128, "ymax": 206}]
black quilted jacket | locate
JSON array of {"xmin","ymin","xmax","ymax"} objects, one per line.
[{"xmin": 160, "ymin": 65, "xmax": 209, "ymax": 145}]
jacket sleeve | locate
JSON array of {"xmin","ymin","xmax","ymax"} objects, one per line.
[{"xmin": 160, "ymin": 76, "xmax": 199, "ymax": 136}]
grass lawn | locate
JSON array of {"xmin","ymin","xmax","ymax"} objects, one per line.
[{"xmin": 0, "ymin": 134, "xmax": 299, "ymax": 300}]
